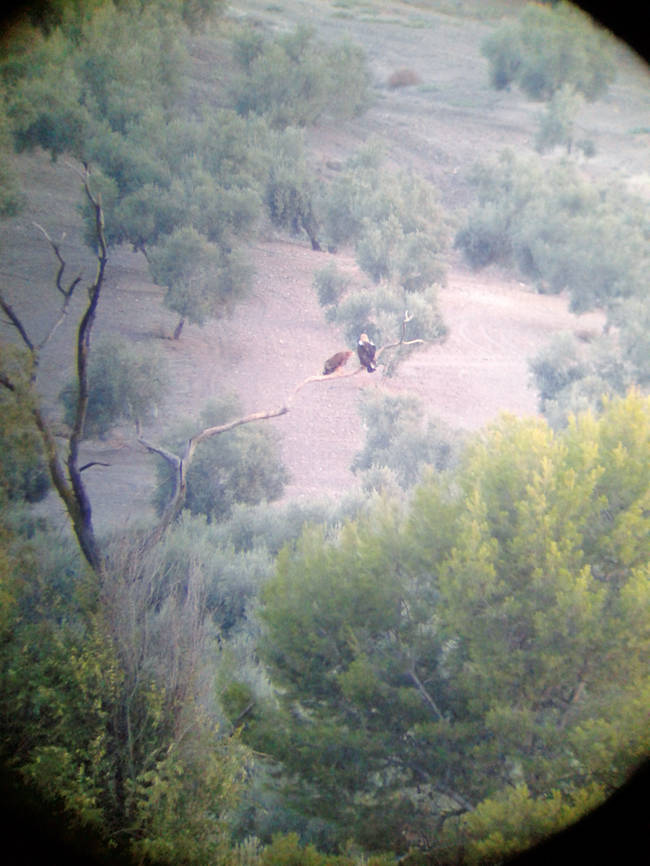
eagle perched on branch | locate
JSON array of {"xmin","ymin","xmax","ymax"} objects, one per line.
[
  {"xmin": 322, "ymin": 350, "xmax": 352, "ymax": 375},
  {"xmin": 357, "ymin": 333, "xmax": 377, "ymax": 372}
]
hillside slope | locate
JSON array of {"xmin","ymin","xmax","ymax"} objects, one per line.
[{"xmin": 1, "ymin": 0, "xmax": 647, "ymax": 533}]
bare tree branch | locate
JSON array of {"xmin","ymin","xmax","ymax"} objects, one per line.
[
  {"xmin": 64, "ymin": 169, "xmax": 109, "ymax": 573},
  {"xmin": 192, "ymin": 406, "xmax": 289, "ymax": 448},
  {"xmin": 408, "ymin": 666, "xmax": 445, "ymax": 722},
  {"xmin": 0, "ymin": 372, "xmax": 17, "ymax": 392},
  {"xmin": 33, "ymin": 222, "xmax": 81, "ymax": 299},
  {"xmin": 139, "ymin": 310, "xmax": 428, "ymax": 547},
  {"xmin": 0, "ymin": 164, "xmax": 108, "ymax": 575},
  {"xmin": 0, "ymin": 294, "xmax": 35, "ymax": 354},
  {"xmin": 32, "ymin": 223, "xmax": 83, "ymax": 351}
]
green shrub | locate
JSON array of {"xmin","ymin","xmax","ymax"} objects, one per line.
[
  {"xmin": 534, "ymin": 85, "xmax": 584, "ymax": 154},
  {"xmin": 456, "ymin": 150, "xmax": 648, "ymax": 317},
  {"xmin": 313, "ymin": 262, "xmax": 349, "ymax": 307},
  {"xmin": 59, "ymin": 337, "xmax": 167, "ymax": 437},
  {"xmin": 0, "ymin": 383, "xmax": 50, "ymax": 504},
  {"xmin": 482, "ymin": 2, "xmax": 616, "ymax": 102},
  {"xmin": 153, "ymin": 397, "xmax": 289, "ymax": 523},
  {"xmin": 529, "ymin": 332, "xmax": 589, "ymax": 409},
  {"xmin": 230, "ymin": 25, "xmax": 372, "ymax": 129},
  {"xmin": 352, "ymin": 391, "xmax": 459, "ymax": 488}
]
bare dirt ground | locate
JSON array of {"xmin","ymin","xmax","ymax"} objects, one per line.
[
  {"xmin": 1, "ymin": 0, "xmax": 647, "ymax": 536},
  {"xmin": 20, "ymin": 222, "xmax": 604, "ymax": 534}
]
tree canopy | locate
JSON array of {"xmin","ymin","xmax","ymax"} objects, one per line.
[
  {"xmin": 482, "ymin": 1, "xmax": 616, "ymax": 102},
  {"xmin": 242, "ymin": 392, "xmax": 650, "ymax": 855}
]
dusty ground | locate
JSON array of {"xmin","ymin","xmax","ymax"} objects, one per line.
[
  {"xmin": 23, "ymin": 228, "xmax": 604, "ymax": 534},
  {"xmin": 1, "ymin": 0, "xmax": 646, "ymax": 536}
]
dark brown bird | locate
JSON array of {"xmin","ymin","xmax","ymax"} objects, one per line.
[
  {"xmin": 357, "ymin": 333, "xmax": 377, "ymax": 372},
  {"xmin": 322, "ymin": 350, "xmax": 353, "ymax": 375}
]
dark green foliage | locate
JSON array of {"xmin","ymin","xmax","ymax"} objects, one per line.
[
  {"xmin": 352, "ymin": 391, "xmax": 460, "ymax": 489},
  {"xmin": 482, "ymin": 2, "xmax": 616, "ymax": 102},
  {"xmin": 2, "ymin": 5, "xmax": 265, "ymax": 334},
  {"xmin": 327, "ymin": 284, "xmax": 446, "ymax": 372},
  {"xmin": 59, "ymin": 336, "xmax": 167, "ymax": 437},
  {"xmin": 456, "ymin": 150, "xmax": 649, "ymax": 318},
  {"xmin": 230, "ymin": 24, "xmax": 372, "ymax": 129},
  {"xmin": 317, "ymin": 145, "xmax": 448, "ymax": 371},
  {"xmin": 617, "ymin": 298, "xmax": 650, "ymax": 387},
  {"xmin": 313, "ymin": 262, "xmax": 349, "ymax": 308},
  {"xmin": 264, "ymin": 128, "xmax": 322, "ymax": 249},
  {"xmin": 481, "ymin": 22, "xmax": 521, "ymax": 90},
  {"xmin": 321, "ymin": 145, "xmax": 448, "ymax": 283},
  {"xmin": 0, "ymin": 531, "xmax": 249, "ymax": 864},
  {"xmin": 148, "ymin": 225, "xmax": 252, "ymax": 330},
  {"xmin": 534, "ymin": 85, "xmax": 584, "ymax": 154},
  {"xmin": 0, "ymin": 107, "xmax": 25, "ymax": 216},
  {"xmin": 252, "ymin": 393, "xmax": 650, "ymax": 855},
  {"xmin": 529, "ymin": 331, "xmax": 590, "ymax": 409},
  {"xmin": 153, "ymin": 396, "xmax": 289, "ymax": 523},
  {"xmin": 529, "ymin": 320, "xmax": 648, "ymax": 427},
  {"xmin": 149, "ymin": 514, "xmax": 275, "ymax": 635},
  {"xmin": 0, "ymin": 372, "xmax": 50, "ymax": 503},
  {"xmin": 210, "ymin": 496, "xmax": 365, "ymax": 558}
]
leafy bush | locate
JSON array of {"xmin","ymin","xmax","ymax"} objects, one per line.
[
  {"xmin": 255, "ymin": 392, "xmax": 650, "ymax": 854},
  {"xmin": 456, "ymin": 150, "xmax": 649, "ymax": 317},
  {"xmin": 313, "ymin": 261, "xmax": 349, "ymax": 307},
  {"xmin": 529, "ymin": 323, "xmax": 645, "ymax": 428},
  {"xmin": 153, "ymin": 396, "xmax": 289, "ymax": 523},
  {"xmin": 481, "ymin": 21, "xmax": 521, "ymax": 90},
  {"xmin": 327, "ymin": 284, "xmax": 446, "ymax": 368},
  {"xmin": 230, "ymin": 24, "xmax": 372, "ymax": 129},
  {"xmin": 352, "ymin": 391, "xmax": 460, "ymax": 488},
  {"xmin": 263, "ymin": 127, "xmax": 321, "ymax": 249},
  {"xmin": 149, "ymin": 225, "xmax": 253, "ymax": 334},
  {"xmin": 154, "ymin": 515, "xmax": 275, "ymax": 634},
  {"xmin": 0, "ymin": 355, "xmax": 50, "ymax": 503},
  {"xmin": 321, "ymin": 145, "xmax": 448, "ymax": 280},
  {"xmin": 482, "ymin": 2, "xmax": 616, "ymax": 102},
  {"xmin": 0, "ymin": 531, "xmax": 250, "ymax": 865},
  {"xmin": 528, "ymin": 331, "xmax": 589, "ymax": 410},
  {"xmin": 59, "ymin": 336, "xmax": 167, "ymax": 437},
  {"xmin": 534, "ymin": 85, "xmax": 584, "ymax": 154}
]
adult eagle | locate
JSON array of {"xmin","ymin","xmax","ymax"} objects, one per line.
[
  {"xmin": 357, "ymin": 333, "xmax": 377, "ymax": 372},
  {"xmin": 322, "ymin": 350, "xmax": 352, "ymax": 375}
]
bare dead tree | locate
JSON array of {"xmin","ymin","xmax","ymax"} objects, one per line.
[
  {"xmin": 0, "ymin": 163, "xmax": 108, "ymax": 575},
  {"xmin": 139, "ymin": 312, "xmax": 424, "ymax": 547}
]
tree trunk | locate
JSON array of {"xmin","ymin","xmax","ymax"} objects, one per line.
[
  {"xmin": 301, "ymin": 214, "xmax": 322, "ymax": 251},
  {"xmin": 173, "ymin": 317, "xmax": 185, "ymax": 340}
]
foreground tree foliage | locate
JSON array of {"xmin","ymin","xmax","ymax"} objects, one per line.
[
  {"xmin": 242, "ymin": 392, "xmax": 650, "ymax": 856},
  {"xmin": 0, "ymin": 530, "xmax": 250, "ymax": 864}
]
